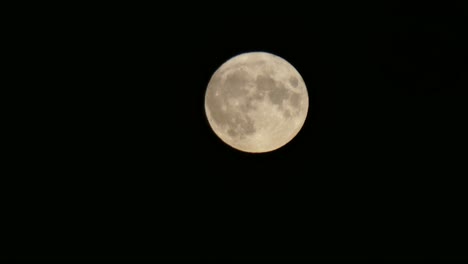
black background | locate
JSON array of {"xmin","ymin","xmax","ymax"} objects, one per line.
[{"xmin": 9, "ymin": 1, "xmax": 467, "ymax": 262}]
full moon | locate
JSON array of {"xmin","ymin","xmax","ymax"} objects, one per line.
[{"xmin": 204, "ymin": 52, "xmax": 309, "ymax": 153}]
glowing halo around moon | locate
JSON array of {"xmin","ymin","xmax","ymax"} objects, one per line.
[{"xmin": 204, "ymin": 51, "xmax": 309, "ymax": 153}]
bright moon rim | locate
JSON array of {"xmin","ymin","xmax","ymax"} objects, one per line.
[{"xmin": 204, "ymin": 52, "xmax": 309, "ymax": 153}]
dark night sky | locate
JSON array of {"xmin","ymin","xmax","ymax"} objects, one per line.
[{"xmin": 10, "ymin": 1, "xmax": 467, "ymax": 262}]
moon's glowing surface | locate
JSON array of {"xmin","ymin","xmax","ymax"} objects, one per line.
[{"xmin": 205, "ymin": 52, "xmax": 308, "ymax": 153}]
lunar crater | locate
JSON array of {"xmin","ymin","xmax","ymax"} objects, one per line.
[{"xmin": 289, "ymin": 76, "xmax": 299, "ymax": 88}]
